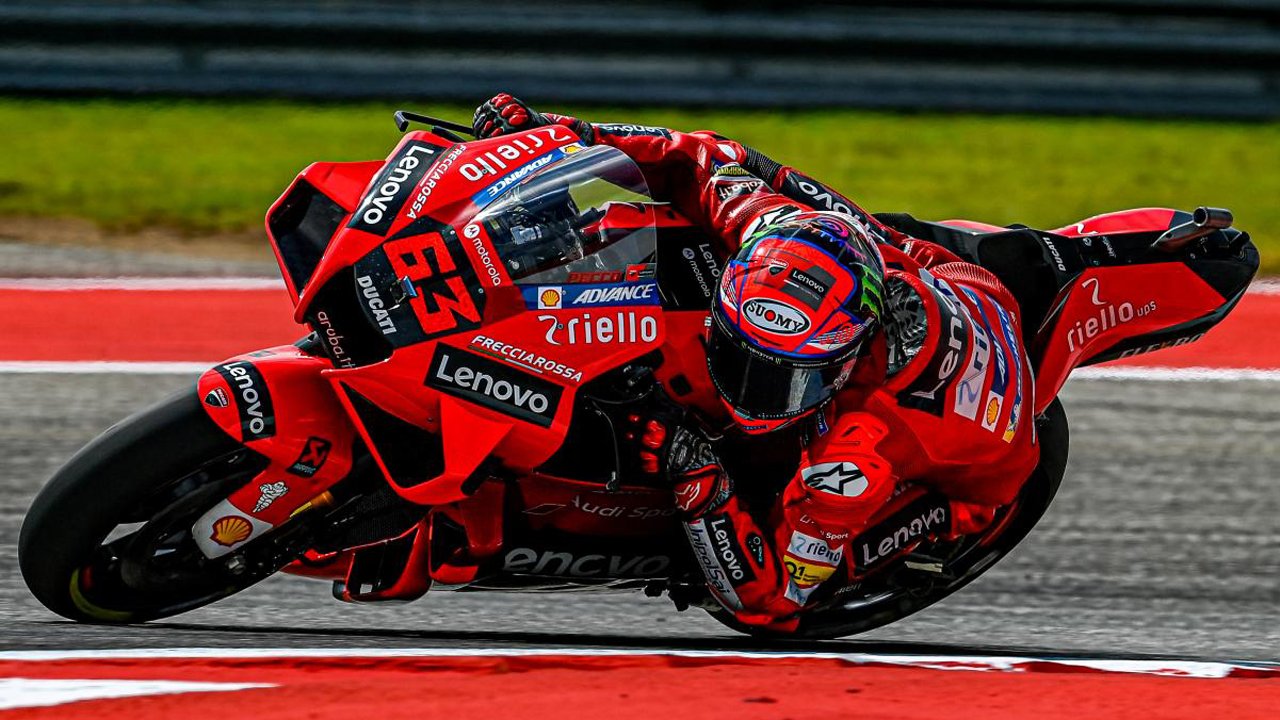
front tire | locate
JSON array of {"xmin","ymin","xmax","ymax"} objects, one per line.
[{"xmin": 19, "ymin": 388, "xmax": 277, "ymax": 623}]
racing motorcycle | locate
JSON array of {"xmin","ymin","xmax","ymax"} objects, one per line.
[{"xmin": 19, "ymin": 111, "xmax": 1259, "ymax": 638}]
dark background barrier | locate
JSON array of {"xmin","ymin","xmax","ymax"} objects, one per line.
[{"xmin": 2, "ymin": 1, "xmax": 1278, "ymax": 117}]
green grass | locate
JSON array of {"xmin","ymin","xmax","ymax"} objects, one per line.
[{"xmin": 0, "ymin": 98, "xmax": 1275, "ymax": 272}]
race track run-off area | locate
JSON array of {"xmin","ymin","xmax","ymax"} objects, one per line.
[
  {"xmin": 0, "ymin": 278, "xmax": 1276, "ymax": 717},
  {"xmin": 0, "ymin": 650, "xmax": 1277, "ymax": 719},
  {"xmin": 1, "ymin": 277, "xmax": 1278, "ymax": 377}
]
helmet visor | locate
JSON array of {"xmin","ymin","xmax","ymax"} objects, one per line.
[{"xmin": 706, "ymin": 319, "xmax": 854, "ymax": 420}]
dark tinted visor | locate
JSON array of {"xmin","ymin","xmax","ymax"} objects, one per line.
[{"xmin": 706, "ymin": 321, "xmax": 853, "ymax": 420}]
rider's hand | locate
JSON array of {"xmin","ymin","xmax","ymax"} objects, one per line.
[
  {"xmin": 472, "ymin": 93, "xmax": 593, "ymax": 142},
  {"xmin": 623, "ymin": 403, "xmax": 732, "ymax": 519}
]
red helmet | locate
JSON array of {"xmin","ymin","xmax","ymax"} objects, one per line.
[{"xmin": 708, "ymin": 211, "xmax": 885, "ymax": 434}]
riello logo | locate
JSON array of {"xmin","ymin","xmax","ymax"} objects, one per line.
[{"xmin": 1067, "ymin": 278, "xmax": 1157, "ymax": 352}]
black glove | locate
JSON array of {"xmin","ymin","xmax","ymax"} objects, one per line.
[{"xmin": 472, "ymin": 93, "xmax": 593, "ymax": 142}]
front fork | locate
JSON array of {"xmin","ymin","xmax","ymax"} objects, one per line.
[{"xmin": 190, "ymin": 345, "xmax": 360, "ymax": 559}]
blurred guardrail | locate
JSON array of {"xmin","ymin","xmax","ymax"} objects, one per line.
[{"xmin": 2, "ymin": 0, "xmax": 1278, "ymax": 118}]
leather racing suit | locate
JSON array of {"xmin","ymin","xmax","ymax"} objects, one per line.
[{"xmin": 560, "ymin": 119, "xmax": 1043, "ymax": 631}]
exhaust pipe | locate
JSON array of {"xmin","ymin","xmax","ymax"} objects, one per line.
[{"xmin": 1153, "ymin": 206, "xmax": 1233, "ymax": 252}]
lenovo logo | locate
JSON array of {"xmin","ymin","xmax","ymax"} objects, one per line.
[
  {"xmin": 349, "ymin": 141, "xmax": 439, "ymax": 235},
  {"xmin": 503, "ymin": 548, "xmax": 670, "ymax": 578},
  {"xmin": 426, "ymin": 346, "xmax": 563, "ymax": 427},
  {"xmin": 855, "ymin": 496, "xmax": 950, "ymax": 572},
  {"xmin": 214, "ymin": 360, "xmax": 275, "ymax": 441}
]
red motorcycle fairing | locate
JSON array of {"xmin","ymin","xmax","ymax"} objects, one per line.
[
  {"xmin": 937, "ymin": 219, "xmax": 1007, "ymax": 234},
  {"xmin": 322, "ymin": 295, "xmax": 667, "ymax": 507},
  {"xmin": 265, "ymin": 160, "xmax": 385, "ymax": 303},
  {"xmin": 192, "ymin": 346, "xmax": 358, "ymax": 558},
  {"xmin": 288, "ymin": 474, "xmax": 685, "ymax": 593},
  {"xmin": 288, "ymin": 125, "xmax": 588, "ymax": 324},
  {"xmin": 1027, "ymin": 207, "xmax": 1257, "ymax": 413},
  {"xmin": 1032, "ymin": 262, "xmax": 1227, "ymax": 413},
  {"xmin": 1051, "ymin": 207, "xmax": 1180, "ymax": 238}
]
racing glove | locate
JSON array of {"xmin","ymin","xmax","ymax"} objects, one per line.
[
  {"xmin": 472, "ymin": 93, "xmax": 593, "ymax": 143},
  {"xmin": 622, "ymin": 403, "xmax": 732, "ymax": 519}
]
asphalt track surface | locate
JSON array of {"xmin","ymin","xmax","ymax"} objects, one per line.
[{"xmin": 1, "ymin": 372, "xmax": 1276, "ymax": 661}]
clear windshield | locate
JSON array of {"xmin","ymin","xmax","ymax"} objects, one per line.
[{"xmin": 474, "ymin": 145, "xmax": 656, "ymax": 285}]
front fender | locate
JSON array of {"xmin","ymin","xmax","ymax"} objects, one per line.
[{"xmin": 193, "ymin": 346, "xmax": 360, "ymax": 557}]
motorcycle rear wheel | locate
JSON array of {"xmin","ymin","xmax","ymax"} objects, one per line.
[
  {"xmin": 19, "ymin": 388, "xmax": 280, "ymax": 623},
  {"xmin": 709, "ymin": 398, "xmax": 1070, "ymax": 639}
]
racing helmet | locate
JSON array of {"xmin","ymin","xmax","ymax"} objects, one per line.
[{"xmin": 707, "ymin": 211, "xmax": 885, "ymax": 434}]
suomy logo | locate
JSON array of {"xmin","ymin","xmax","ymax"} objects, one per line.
[
  {"xmin": 426, "ymin": 346, "xmax": 563, "ymax": 427},
  {"xmin": 742, "ymin": 298, "xmax": 811, "ymax": 335}
]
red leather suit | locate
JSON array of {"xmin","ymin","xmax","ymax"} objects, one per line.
[{"xmin": 570, "ymin": 119, "xmax": 1043, "ymax": 630}]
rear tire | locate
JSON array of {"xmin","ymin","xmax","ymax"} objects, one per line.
[{"xmin": 19, "ymin": 388, "xmax": 275, "ymax": 623}]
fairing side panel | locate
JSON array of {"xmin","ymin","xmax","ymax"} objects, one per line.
[
  {"xmin": 266, "ymin": 161, "xmax": 384, "ymax": 303},
  {"xmin": 1053, "ymin": 207, "xmax": 1180, "ymax": 237},
  {"xmin": 1032, "ymin": 245, "xmax": 1258, "ymax": 414},
  {"xmin": 193, "ymin": 346, "xmax": 359, "ymax": 557}
]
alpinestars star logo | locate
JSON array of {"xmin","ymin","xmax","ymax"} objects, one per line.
[{"xmin": 801, "ymin": 462, "xmax": 869, "ymax": 498}]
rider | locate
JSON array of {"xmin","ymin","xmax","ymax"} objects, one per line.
[{"xmin": 473, "ymin": 95, "xmax": 1041, "ymax": 632}]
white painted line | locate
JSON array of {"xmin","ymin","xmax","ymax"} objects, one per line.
[
  {"xmin": 0, "ymin": 647, "xmax": 1272, "ymax": 680},
  {"xmin": 0, "ymin": 678, "xmax": 272, "ymax": 710},
  {"xmin": 1248, "ymin": 279, "xmax": 1280, "ymax": 295},
  {"xmin": 1072, "ymin": 366, "xmax": 1280, "ymax": 382},
  {"xmin": 0, "ymin": 277, "xmax": 283, "ymax": 291},
  {"xmin": 0, "ymin": 361, "xmax": 210, "ymax": 374}
]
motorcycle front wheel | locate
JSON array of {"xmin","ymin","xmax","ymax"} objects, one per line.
[{"xmin": 19, "ymin": 388, "xmax": 283, "ymax": 623}]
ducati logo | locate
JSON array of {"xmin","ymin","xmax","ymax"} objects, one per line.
[{"xmin": 204, "ymin": 387, "xmax": 229, "ymax": 408}]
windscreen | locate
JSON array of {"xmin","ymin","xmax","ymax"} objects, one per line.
[{"xmin": 474, "ymin": 145, "xmax": 656, "ymax": 286}]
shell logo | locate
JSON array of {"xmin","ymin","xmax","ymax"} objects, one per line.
[
  {"xmin": 985, "ymin": 397, "xmax": 1001, "ymax": 426},
  {"xmin": 537, "ymin": 286, "xmax": 563, "ymax": 310},
  {"xmin": 211, "ymin": 516, "xmax": 253, "ymax": 547}
]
